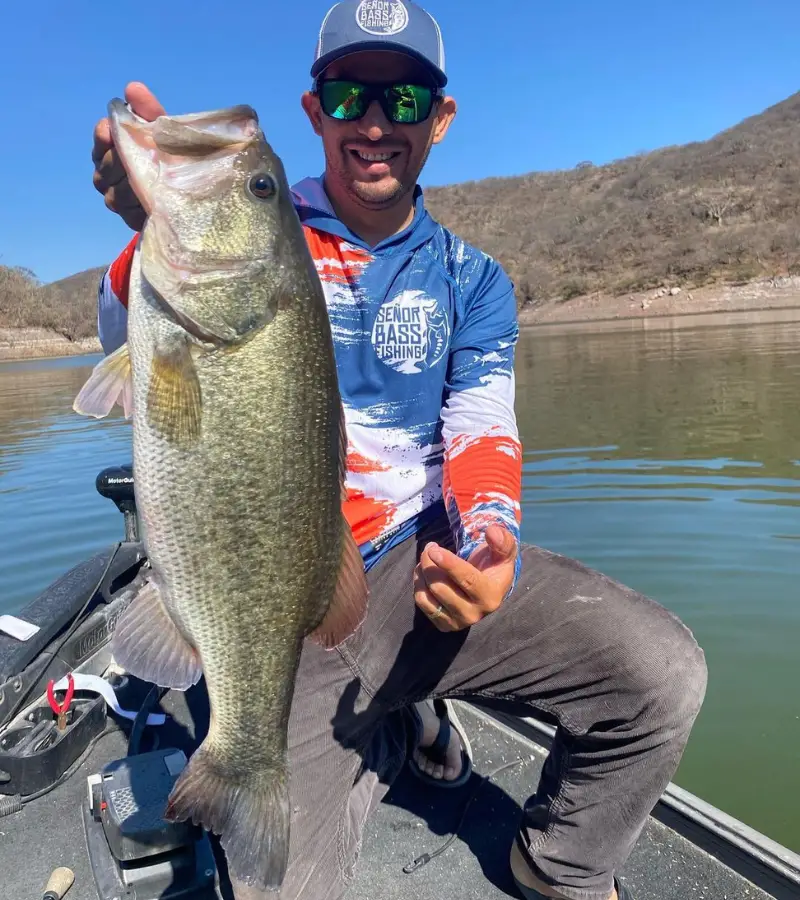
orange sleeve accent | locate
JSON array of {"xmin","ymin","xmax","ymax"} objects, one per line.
[{"xmin": 443, "ymin": 433, "xmax": 523, "ymax": 524}]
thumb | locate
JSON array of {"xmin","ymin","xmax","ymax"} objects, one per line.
[
  {"xmin": 125, "ymin": 81, "xmax": 166, "ymax": 122},
  {"xmin": 485, "ymin": 523, "xmax": 517, "ymax": 563}
]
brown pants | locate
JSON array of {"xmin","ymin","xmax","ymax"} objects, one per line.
[{"xmin": 247, "ymin": 515, "xmax": 707, "ymax": 900}]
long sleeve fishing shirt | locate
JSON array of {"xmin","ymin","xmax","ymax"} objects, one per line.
[{"xmin": 97, "ymin": 175, "xmax": 524, "ymax": 589}]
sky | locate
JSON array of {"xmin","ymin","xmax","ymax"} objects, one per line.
[{"xmin": 1, "ymin": 0, "xmax": 798, "ymax": 285}]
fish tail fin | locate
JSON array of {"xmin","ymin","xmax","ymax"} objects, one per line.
[{"xmin": 165, "ymin": 745, "xmax": 290, "ymax": 890}]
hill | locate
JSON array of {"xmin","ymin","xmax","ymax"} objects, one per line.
[
  {"xmin": 0, "ymin": 263, "xmax": 105, "ymax": 341},
  {"xmin": 424, "ymin": 90, "xmax": 800, "ymax": 308},
  {"xmin": 2, "ymin": 90, "xmax": 800, "ymax": 351}
]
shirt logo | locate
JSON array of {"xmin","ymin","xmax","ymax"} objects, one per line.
[
  {"xmin": 371, "ymin": 290, "xmax": 450, "ymax": 375},
  {"xmin": 355, "ymin": 0, "xmax": 409, "ymax": 36}
]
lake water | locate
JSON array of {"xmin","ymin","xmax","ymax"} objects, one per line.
[{"xmin": 1, "ymin": 314, "xmax": 798, "ymax": 854}]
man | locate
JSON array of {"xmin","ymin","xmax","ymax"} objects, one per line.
[{"xmin": 90, "ymin": 2, "xmax": 707, "ymax": 899}]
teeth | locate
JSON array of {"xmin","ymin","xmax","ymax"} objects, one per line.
[{"xmin": 355, "ymin": 151, "xmax": 394, "ymax": 161}]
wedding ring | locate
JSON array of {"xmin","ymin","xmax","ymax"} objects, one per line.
[{"xmin": 430, "ymin": 603, "xmax": 445, "ymax": 620}]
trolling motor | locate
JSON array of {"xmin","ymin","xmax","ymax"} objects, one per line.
[
  {"xmin": 83, "ymin": 748, "xmax": 218, "ymax": 900},
  {"xmin": 96, "ymin": 464, "xmax": 139, "ymax": 541}
]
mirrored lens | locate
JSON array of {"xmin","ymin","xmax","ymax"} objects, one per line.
[
  {"xmin": 320, "ymin": 81, "xmax": 367, "ymax": 120},
  {"xmin": 320, "ymin": 81, "xmax": 435, "ymax": 124},
  {"xmin": 386, "ymin": 84, "xmax": 434, "ymax": 123}
]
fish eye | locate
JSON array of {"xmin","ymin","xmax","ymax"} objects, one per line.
[{"xmin": 248, "ymin": 173, "xmax": 277, "ymax": 200}]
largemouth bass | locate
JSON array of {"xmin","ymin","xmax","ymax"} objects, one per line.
[{"xmin": 73, "ymin": 99, "xmax": 368, "ymax": 890}]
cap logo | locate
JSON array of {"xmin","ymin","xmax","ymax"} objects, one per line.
[{"xmin": 355, "ymin": 0, "xmax": 409, "ymax": 36}]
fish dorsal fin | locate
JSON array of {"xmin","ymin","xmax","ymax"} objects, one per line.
[
  {"xmin": 308, "ymin": 400, "xmax": 369, "ymax": 649},
  {"xmin": 308, "ymin": 524, "xmax": 369, "ymax": 650}
]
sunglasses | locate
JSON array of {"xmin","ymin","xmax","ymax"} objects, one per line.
[{"xmin": 316, "ymin": 79, "xmax": 441, "ymax": 125}]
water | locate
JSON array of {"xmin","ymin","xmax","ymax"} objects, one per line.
[{"xmin": 1, "ymin": 315, "xmax": 799, "ymax": 854}]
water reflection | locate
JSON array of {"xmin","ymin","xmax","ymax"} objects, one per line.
[
  {"xmin": 515, "ymin": 319, "xmax": 800, "ymax": 481},
  {"xmin": 514, "ymin": 317, "xmax": 800, "ymax": 852},
  {"xmin": 0, "ymin": 355, "xmax": 132, "ymax": 612}
]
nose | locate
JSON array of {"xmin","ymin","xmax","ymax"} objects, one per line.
[{"xmin": 356, "ymin": 99, "xmax": 393, "ymax": 141}]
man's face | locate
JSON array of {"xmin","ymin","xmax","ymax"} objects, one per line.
[{"xmin": 302, "ymin": 51, "xmax": 456, "ymax": 211}]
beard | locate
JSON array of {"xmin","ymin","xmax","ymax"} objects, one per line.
[{"xmin": 324, "ymin": 138, "xmax": 433, "ymax": 210}]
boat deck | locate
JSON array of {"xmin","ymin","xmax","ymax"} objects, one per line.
[
  {"xmin": 2, "ymin": 685, "xmax": 789, "ymax": 900},
  {"xmin": 350, "ymin": 703, "xmax": 781, "ymax": 900}
]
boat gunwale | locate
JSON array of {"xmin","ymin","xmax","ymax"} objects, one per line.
[{"xmin": 465, "ymin": 702, "xmax": 800, "ymax": 900}]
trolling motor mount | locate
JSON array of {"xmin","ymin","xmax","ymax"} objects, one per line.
[{"xmin": 83, "ymin": 747, "xmax": 218, "ymax": 899}]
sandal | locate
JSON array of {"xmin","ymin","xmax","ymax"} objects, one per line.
[
  {"xmin": 513, "ymin": 876, "xmax": 634, "ymax": 899},
  {"xmin": 407, "ymin": 698, "xmax": 474, "ymax": 790},
  {"xmin": 512, "ymin": 834, "xmax": 635, "ymax": 899}
]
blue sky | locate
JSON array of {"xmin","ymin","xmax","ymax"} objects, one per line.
[{"xmin": 2, "ymin": 0, "xmax": 798, "ymax": 285}]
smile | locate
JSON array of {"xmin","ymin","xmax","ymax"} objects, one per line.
[{"xmin": 350, "ymin": 149, "xmax": 400, "ymax": 162}]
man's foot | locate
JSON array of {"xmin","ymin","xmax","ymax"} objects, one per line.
[
  {"xmin": 510, "ymin": 841, "xmax": 619, "ymax": 900},
  {"xmin": 412, "ymin": 699, "xmax": 463, "ymax": 781},
  {"xmin": 408, "ymin": 698, "xmax": 472, "ymax": 786}
]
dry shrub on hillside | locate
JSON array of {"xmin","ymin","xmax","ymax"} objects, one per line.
[
  {"xmin": 4, "ymin": 92, "xmax": 800, "ymax": 330},
  {"xmin": 0, "ymin": 263, "xmax": 105, "ymax": 340},
  {"xmin": 425, "ymin": 92, "xmax": 800, "ymax": 306}
]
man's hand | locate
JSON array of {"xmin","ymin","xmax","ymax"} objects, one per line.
[
  {"xmin": 413, "ymin": 523, "xmax": 518, "ymax": 631},
  {"xmin": 92, "ymin": 81, "xmax": 166, "ymax": 231}
]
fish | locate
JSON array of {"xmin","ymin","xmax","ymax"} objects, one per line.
[{"xmin": 73, "ymin": 98, "xmax": 369, "ymax": 891}]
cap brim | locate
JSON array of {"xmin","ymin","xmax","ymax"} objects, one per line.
[{"xmin": 311, "ymin": 42, "xmax": 447, "ymax": 88}]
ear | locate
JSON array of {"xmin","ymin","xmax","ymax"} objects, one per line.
[
  {"xmin": 431, "ymin": 96, "xmax": 457, "ymax": 146},
  {"xmin": 301, "ymin": 91, "xmax": 324, "ymax": 137}
]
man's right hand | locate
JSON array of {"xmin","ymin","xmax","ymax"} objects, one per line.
[{"xmin": 92, "ymin": 82, "xmax": 166, "ymax": 232}]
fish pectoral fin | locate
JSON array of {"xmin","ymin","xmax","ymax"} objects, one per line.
[
  {"xmin": 308, "ymin": 522, "xmax": 369, "ymax": 650},
  {"xmin": 72, "ymin": 343, "xmax": 133, "ymax": 419},
  {"xmin": 165, "ymin": 747, "xmax": 289, "ymax": 890},
  {"xmin": 111, "ymin": 574, "xmax": 202, "ymax": 691},
  {"xmin": 146, "ymin": 337, "xmax": 202, "ymax": 445}
]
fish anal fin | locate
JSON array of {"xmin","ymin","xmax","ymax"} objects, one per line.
[
  {"xmin": 73, "ymin": 343, "xmax": 133, "ymax": 419},
  {"xmin": 308, "ymin": 522, "xmax": 369, "ymax": 650},
  {"xmin": 112, "ymin": 574, "xmax": 202, "ymax": 690}
]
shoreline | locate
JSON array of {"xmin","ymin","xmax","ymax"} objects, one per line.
[
  {"xmin": 518, "ymin": 276, "xmax": 800, "ymax": 328},
  {"xmin": 2, "ymin": 277, "xmax": 800, "ymax": 362},
  {"xmin": 0, "ymin": 328, "xmax": 101, "ymax": 363},
  {"xmin": 520, "ymin": 301, "xmax": 800, "ymax": 335}
]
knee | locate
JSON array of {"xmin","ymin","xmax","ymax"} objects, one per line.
[{"xmin": 624, "ymin": 612, "xmax": 708, "ymax": 733}]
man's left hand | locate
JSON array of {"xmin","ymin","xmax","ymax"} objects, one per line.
[{"xmin": 413, "ymin": 523, "xmax": 518, "ymax": 631}]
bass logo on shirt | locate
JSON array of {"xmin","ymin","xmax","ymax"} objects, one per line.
[{"xmin": 371, "ymin": 289, "xmax": 450, "ymax": 375}]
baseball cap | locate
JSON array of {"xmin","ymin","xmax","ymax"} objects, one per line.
[{"xmin": 311, "ymin": 0, "xmax": 447, "ymax": 88}]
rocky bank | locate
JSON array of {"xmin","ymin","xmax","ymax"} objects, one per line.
[
  {"xmin": 0, "ymin": 328, "xmax": 101, "ymax": 363},
  {"xmin": 519, "ymin": 275, "xmax": 800, "ymax": 326}
]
